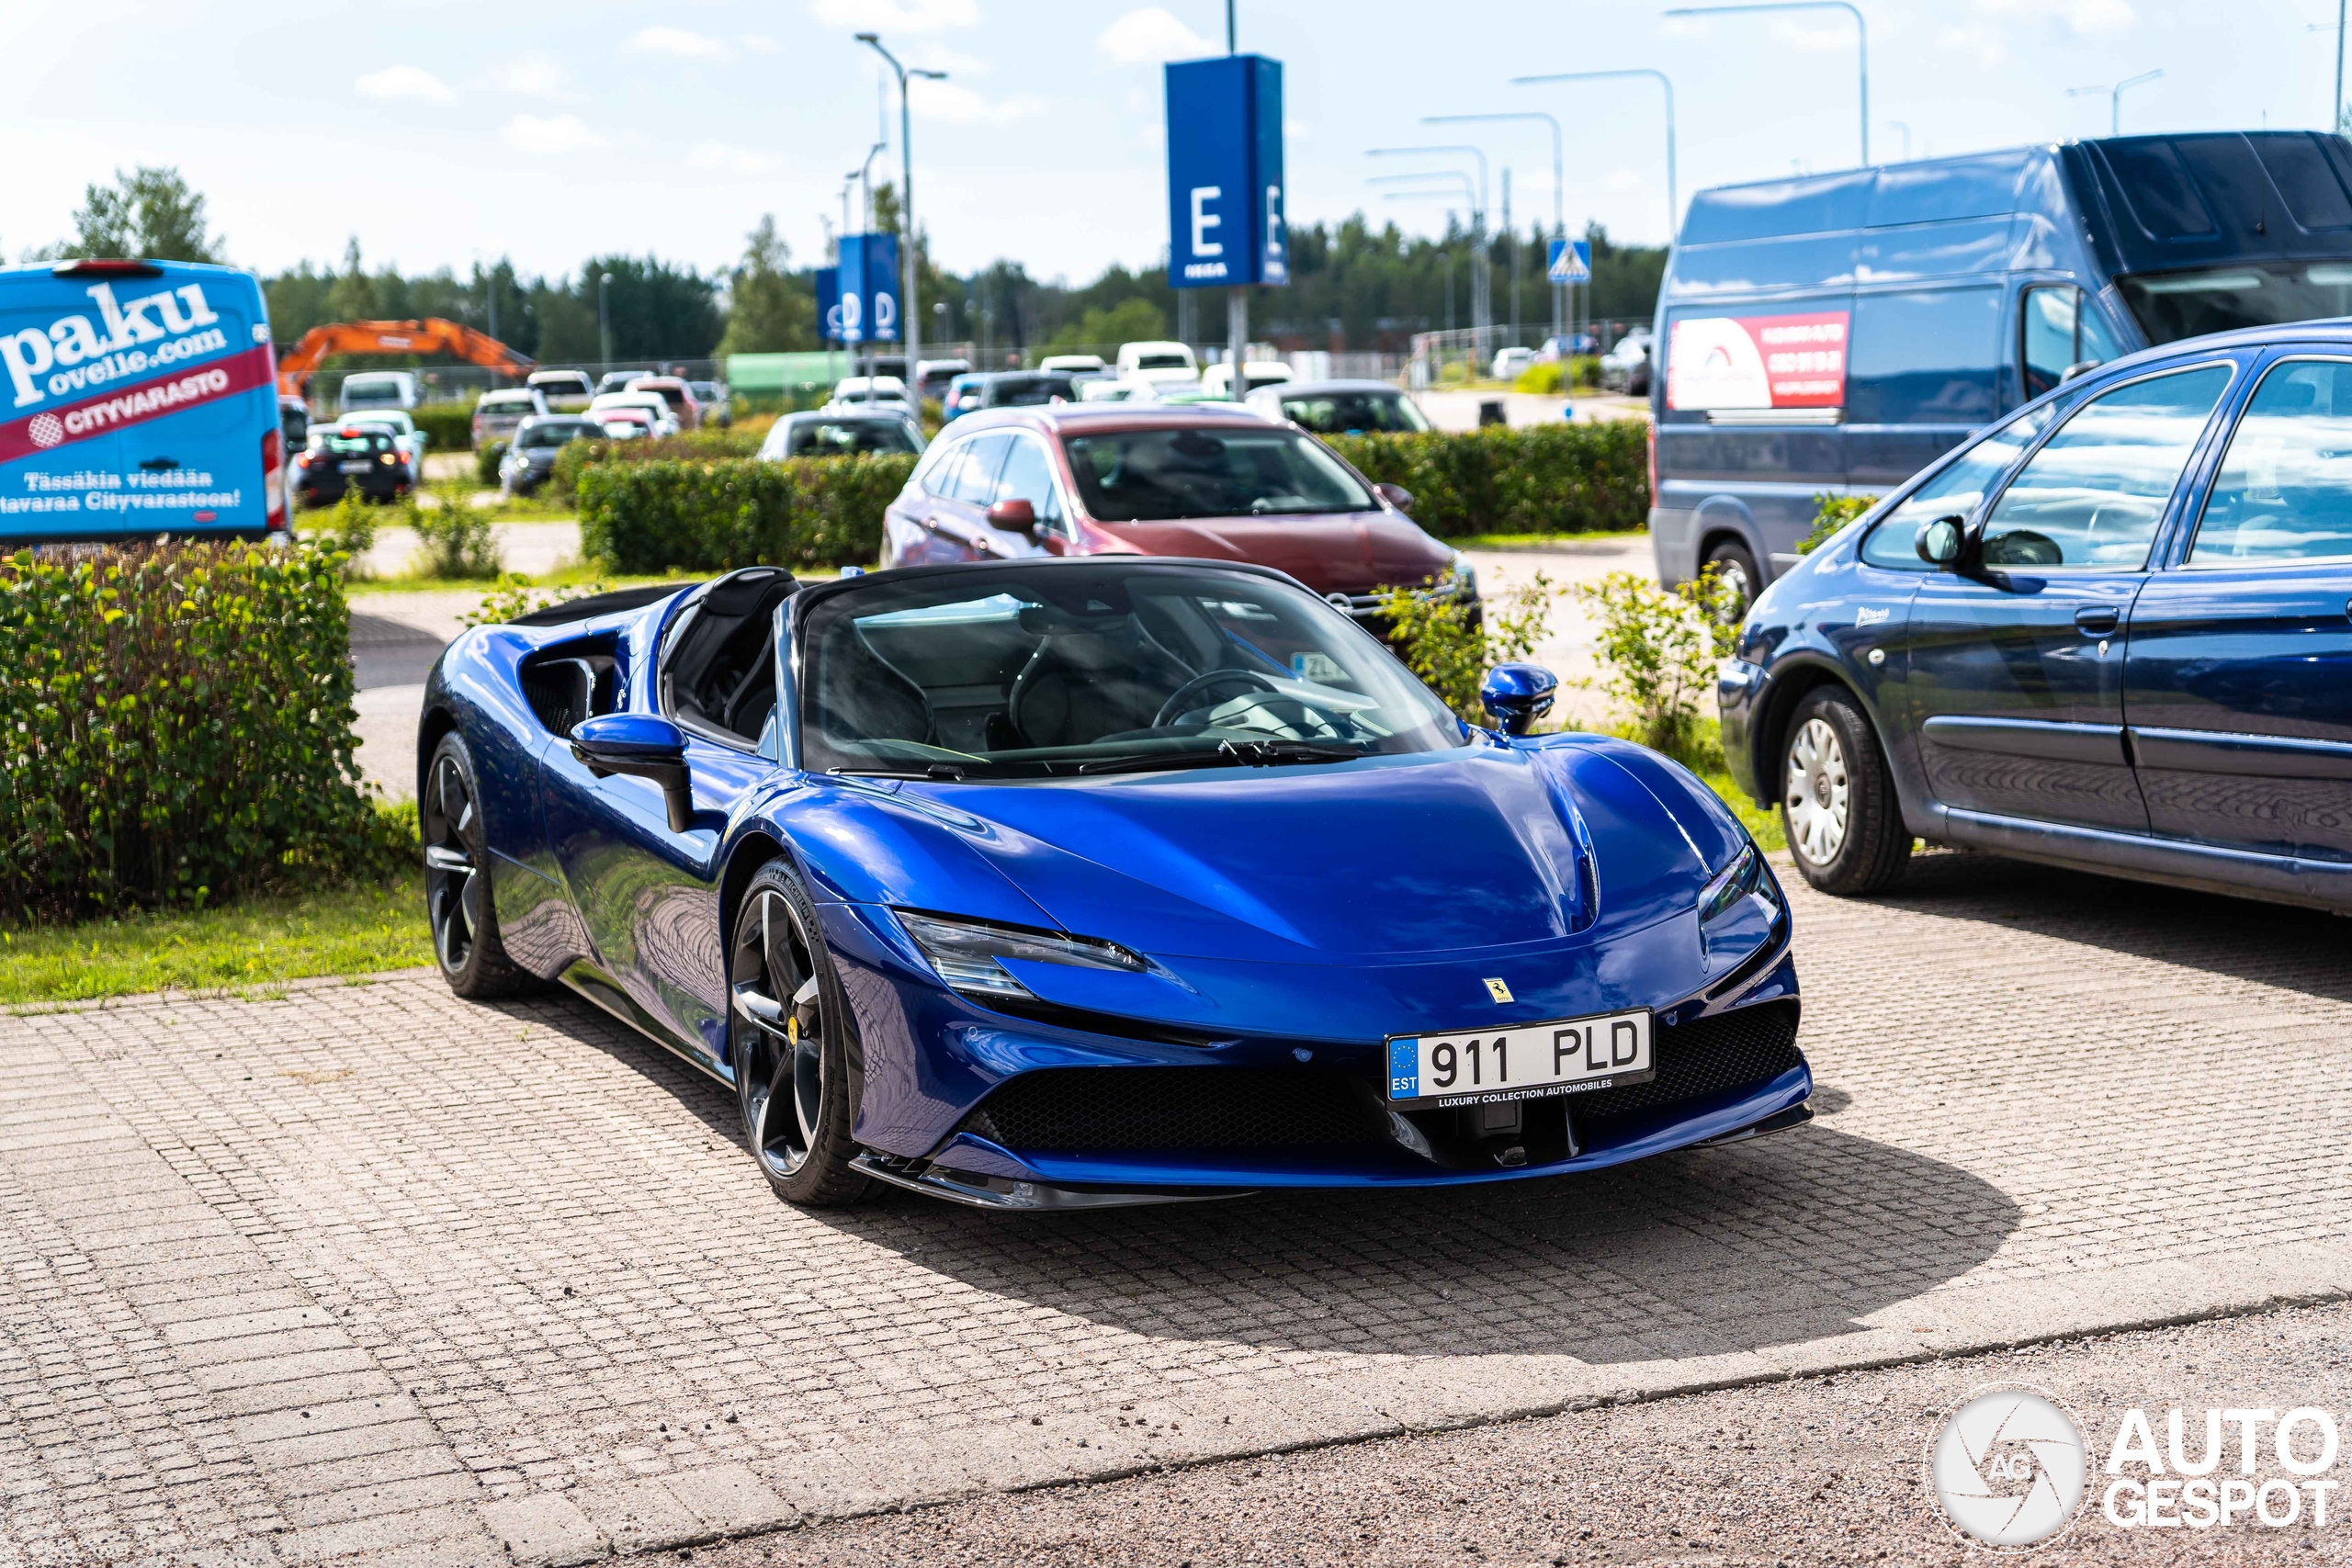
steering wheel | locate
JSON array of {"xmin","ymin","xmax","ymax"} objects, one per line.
[
  {"xmin": 1984, "ymin": 527, "xmax": 2063, "ymax": 568},
  {"xmin": 1153, "ymin": 669, "xmax": 1281, "ymax": 728}
]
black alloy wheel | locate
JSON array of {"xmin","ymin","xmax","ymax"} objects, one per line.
[
  {"xmin": 422, "ymin": 732, "xmax": 530, "ymax": 998},
  {"xmin": 1703, "ymin": 539, "xmax": 1762, "ymax": 621},
  {"xmin": 729, "ymin": 861, "xmax": 868, "ymax": 1206}
]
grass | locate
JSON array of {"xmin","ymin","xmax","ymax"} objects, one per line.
[
  {"xmin": 0, "ymin": 879, "xmax": 432, "ymax": 1008},
  {"xmin": 1449, "ymin": 529, "xmax": 1647, "ymax": 552}
]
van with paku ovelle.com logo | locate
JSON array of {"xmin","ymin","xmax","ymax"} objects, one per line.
[{"xmin": 0, "ymin": 258, "xmax": 285, "ymax": 544}]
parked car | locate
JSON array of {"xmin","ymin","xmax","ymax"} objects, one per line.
[
  {"xmin": 1652, "ymin": 131, "xmax": 2352, "ymax": 612},
  {"xmin": 341, "ymin": 408, "xmax": 429, "ymax": 472},
  {"xmin": 1540, "ymin": 332, "xmax": 1600, "ymax": 359},
  {"xmin": 826, "ymin": 376, "xmax": 910, "ymax": 412},
  {"xmin": 941, "ymin": 373, "xmax": 988, "ymax": 420},
  {"xmin": 1198, "ymin": 361, "xmax": 1293, "ymax": 400},
  {"xmin": 1117, "ymin": 340, "xmax": 1199, "ymax": 385},
  {"xmin": 626, "ymin": 376, "xmax": 702, "ymax": 433},
  {"xmin": 338, "ymin": 370, "xmax": 419, "ymax": 414},
  {"xmin": 471, "ymin": 389, "xmax": 548, "ymax": 449},
  {"xmin": 950, "ymin": 371, "xmax": 1078, "ymax": 413},
  {"xmin": 291, "ymin": 422, "xmax": 413, "ymax": 506},
  {"xmin": 1038, "ymin": 354, "xmax": 1106, "ymax": 375},
  {"xmin": 755, "ymin": 411, "xmax": 925, "ymax": 460},
  {"xmin": 417, "ymin": 558, "xmax": 1805, "ymax": 1206},
  {"xmin": 1246, "ymin": 379, "xmax": 1432, "ymax": 434},
  {"xmin": 594, "ymin": 415, "xmax": 651, "ymax": 440},
  {"xmin": 595, "ymin": 369, "xmax": 657, "ymax": 397},
  {"xmin": 879, "ymin": 405, "xmax": 1475, "ymax": 634},
  {"xmin": 586, "ymin": 391, "xmax": 679, "ymax": 437},
  {"xmin": 1491, "ymin": 346, "xmax": 1535, "ymax": 381},
  {"xmin": 1721, "ymin": 319, "xmax": 2352, "ymax": 918},
  {"xmin": 687, "ymin": 379, "xmax": 732, "ymax": 427},
  {"xmin": 1598, "ymin": 330, "xmax": 1652, "ymax": 397},
  {"xmin": 915, "ymin": 359, "xmax": 970, "ymax": 403},
  {"xmin": 528, "ymin": 369, "xmax": 595, "ymax": 410},
  {"xmin": 1079, "ymin": 378, "xmax": 1148, "ymax": 402},
  {"xmin": 497, "ymin": 415, "xmax": 602, "ymax": 497}
]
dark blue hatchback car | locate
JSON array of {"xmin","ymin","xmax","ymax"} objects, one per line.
[{"xmin": 1722, "ymin": 321, "xmax": 2352, "ymax": 912}]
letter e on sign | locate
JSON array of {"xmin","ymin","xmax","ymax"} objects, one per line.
[{"xmin": 1191, "ymin": 187, "xmax": 1223, "ymax": 256}]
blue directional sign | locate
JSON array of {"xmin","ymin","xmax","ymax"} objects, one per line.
[
  {"xmin": 815, "ymin": 265, "xmax": 842, "ymax": 344},
  {"xmin": 1165, "ymin": 53, "xmax": 1287, "ymax": 289},
  {"xmin": 1547, "ymin": 239, "xmax": 1591, "ymax": 285},
  {"xmin": 835, "ymin": 233, "xmax": 900, "ymax": 344}
]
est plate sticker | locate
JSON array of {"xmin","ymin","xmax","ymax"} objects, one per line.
[{"xmin": 1386, "ymin": 1009, "xmax": 1654, "ymax": 1107}]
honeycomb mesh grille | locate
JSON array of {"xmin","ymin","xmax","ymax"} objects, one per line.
[
  {"xmin": 959, "ymin": 1067, "xmax": 1392, "ymax": 1154},
  {"xmin": 1574, "ymin": 1000, "xmax": 1802, "ymax": 1122}
]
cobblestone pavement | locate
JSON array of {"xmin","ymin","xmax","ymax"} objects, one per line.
[{"xmin": 3, "ymin": 852, "xmax": 2349, "ymax": 1564}]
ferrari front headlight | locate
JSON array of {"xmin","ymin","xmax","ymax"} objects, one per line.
[
  {"xmin": 896, "ymin": 909, "xmax": 1148, "ymax": 1000},
  {"xmin": 1697, "ymin": 843, "xmax": 1763, "ymax": 927}
]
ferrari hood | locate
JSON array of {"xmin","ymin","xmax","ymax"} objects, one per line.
[{"xmin": 822, "ymin": 739, "xmax": 1736, "ymax": 964}]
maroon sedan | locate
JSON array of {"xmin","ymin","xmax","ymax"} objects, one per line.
[{"xmin": 877, "ymin": 405, "xmax": 1473, "ymax": 626}]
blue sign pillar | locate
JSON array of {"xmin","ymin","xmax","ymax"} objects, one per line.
[
  {"xmin": 1166, "ymin": 53, "xmax": 1284, "ymax": 394},
  {"xmin": 816, "ymin": 265, "xmax": 842, "ymax": 342}
]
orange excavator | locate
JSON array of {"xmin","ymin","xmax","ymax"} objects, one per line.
[{"xmin": 274, "ymin": 318, "xmax": 537, "ymax": 399}]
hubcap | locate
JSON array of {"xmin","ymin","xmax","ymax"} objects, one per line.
[
  {"xmin": 1785, "ymin": 717, "xmax": 1851, "ymax": 866},
  {"xmin": 424, "ymin": 754, "xmax": 485, "ymax": 974},
  {"xmin": 730, "ymin": 890, "xmax": 825, "ymax": 1179}
]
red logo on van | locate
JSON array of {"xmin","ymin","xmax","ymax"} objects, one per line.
[{"xmin": 1668, "ymin": 310, "xmax": 1849, "ymax": 412}]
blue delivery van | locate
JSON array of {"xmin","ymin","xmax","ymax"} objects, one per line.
[
  {"xmin": 0, "ymin": 258, "xmax": 284, "ymax": 545},
  {"xmin": 1650, "ymin": 130, "xmax": 2352, "ymax": 604}
]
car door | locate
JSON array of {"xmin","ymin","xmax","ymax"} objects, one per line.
[
  {"xmin": 904, "ymin": 431, "xmax": 1012, "ymax": 564},
  {"xmin": 1901, "ymin": 358, "xmax": 2239, "ymax": 832},
  {"xmin": 981, "ymin": 431, "xmax": 1068, "ymax": 557},
  {"xmin": 2126, "ymin": 354, "xmax": 2352, "ymax": 860}
]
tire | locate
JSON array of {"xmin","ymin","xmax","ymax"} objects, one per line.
[
  {"xmin": 422, "ymin": 731, "xmax": 534, "ymax": 998},
  {"xmin": 1779, "ymin": 685, "xmax": 1912, "ymax": 897},
  {"xmin": 1703, "ymin": 538, "xmax": 1762, "ymax": 620},
  {"xmin": 728, "ymin": 860, "xmax": 870, "ymax": 1207}
]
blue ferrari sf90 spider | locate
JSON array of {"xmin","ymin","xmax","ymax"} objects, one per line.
[{"xmin": 417, "ymin": 558, "xmax": 1805, "ymax": 1208}]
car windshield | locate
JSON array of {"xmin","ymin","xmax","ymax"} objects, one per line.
[
  {"xmin": 798, "ymin": 563, "xmax": 1465, "ymax": 779},
  {"xmin": 1277, "ymin": 391, "xmax": 1430, "ymax": 434},
  {"xmin": 349, "ymin": 413, "xmax": 412, "ymax": 434},
  {"xmin": 1132, "ymin": 353, "xmax": 1190, "ymax": 370},
  {"xmin": 990, "ymin": 376, "xmax": 1069, "ymax": 406},
  {"xmin": 320, "ymin": 431, "xmax": 391, "ymax": 456},
  {"xmin": 787, "ymin": 418, "xmax": 919, "ymax": 457},
  {"xmin": 520, "ymin": 421, "xmax": 593, "ymax": 448},
  {"xmin": 1063, "ymin": 426, "xmax": 1375, "ymax": 521},
  {"xmin": 2118, "ymin": 263, "xmax": 2352, "ymax": 344}
]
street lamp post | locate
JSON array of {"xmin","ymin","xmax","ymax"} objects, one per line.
[
  {"xmin": 597, "ymin": 271, "xmax": 612, "ymax": 373},
  {"xmin": 858, "ymin": 34, "xmax": 947, "ymax": 405},
  {"xmin": 1423, "ymin": 112, "xmax": 1566, "ymax": 345},
  {"xmin": 2067, "ymin": 69, "xmax": 2163, "ymax": 136},
  {"xmin": 1369, "ymin": 145, "xmax": 1493, "ymax": 360},
  {"xmin": 1376, "ymin": 175, "xmax": 1481, "ymax": 381},
  {"xmin": 1660, "ymin": 2, "xmax": 1869, "ymax": 165},
  {"xmin": 1511, "ymin": 68, "xmax": 1677, "ymax": 241}
]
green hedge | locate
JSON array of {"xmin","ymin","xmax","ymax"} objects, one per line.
[
  {"xmin": 1324, "ymin": 421, "xmax": 1649, "ymax": 537},
  {"xmin": 580, "ymin": 456, "xmax": 917, "ymax": 573},
  {"xmin": 549, "ymin": 430, "xmax": 766, "ymax": 502},
  {"xmin": 411, "ymin": 400, "xmax": 476, "ymax": 452},
  {"xmin": 0, "ymin": 544, "xmax": 390, "ymax": 922}
]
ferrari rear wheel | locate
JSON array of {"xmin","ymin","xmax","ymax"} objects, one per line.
[
  {"xmin": 729, "ymin": 861, "xmax": 869, "ymax": 1207},
  {"xmin": 422, "ymin": 732, "xmax": 532, "ymax": 998},
  {"xmin": 1780, "ymin": 685, "xmax": 1911, "ymax": 897}
]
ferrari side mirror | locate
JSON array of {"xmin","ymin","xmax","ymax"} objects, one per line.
[
  {"xmin": 572, "ymin": 713, "xmax": 695, "ymax": 832},
  {"xmin": 1479, "ymin": 662, "xmax": 1558, "ymax": 738}
]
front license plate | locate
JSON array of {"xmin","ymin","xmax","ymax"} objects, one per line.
[
  {"xmin": 1386, "ymin": 1009, "xmax": 1654, "ymax": 1108},
  {"xmin": 338, "ymin": 461, "xmax": 372, "ymax": 474}
]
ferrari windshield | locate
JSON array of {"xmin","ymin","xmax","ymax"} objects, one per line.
[
  {"xmin": 1063, "ymin": 425, "xmax": 1375, "ymax": 521},
  {"xmin": 797, "ymin": 563, "xmax": 1465, "ymax": 778}
]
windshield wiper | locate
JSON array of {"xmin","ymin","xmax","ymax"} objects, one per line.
[
  {"xmin": 829, "ymin": 763, "xmax": 966, "ymax": 781},
  {"xmin": 1077, "ymin": 740, "xmax": 1363, "ymax": 776}
]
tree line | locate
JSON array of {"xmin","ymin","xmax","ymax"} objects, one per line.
[{"xmin": 30, "ymin": 167, "xmax": 1668, "ymax": 367}]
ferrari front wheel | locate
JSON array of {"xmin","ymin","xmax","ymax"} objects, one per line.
[
  {"xmin": 729, "ymin": 861, "xmax": 869, "ymax": 1207},
  {"xmin": 422, "ymin": 731, "xmax": 532, "ymax": 998}
]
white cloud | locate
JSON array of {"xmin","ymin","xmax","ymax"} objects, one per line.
[
  {"xmin": 741, "ymin": 34, "xmax": 779, "ymax": 53},
  {"xmin": 1937, "ymin": 21, "xmax": 2007, "ymax": 66},
  {"xmin": 805, "ymin": 0, "xmax": 979, "ymax": 31},
  {"xmin": 492, "ymin": 57, "xmax": 567, "ymax": 97},
  {"xmin": 503, "ymin": 114, "xmax": 607, "ymax": 154},
  {"xmin": 690, "ymin": 141, "xmax": 785, "ymax": 176},
  {"xmin": 1766, "ymin": 16, "xmax": 1863, "ymax": 53},
  {"xmin": 1966, "ymin": 0, "xmax": 2135, "ymax": 39},
  {"xmin": 628, "ymin": 26, "xmax": 732, "ymax": 62},
  {"xmin": 909, "ymin": 78, "xmax": 1046, "ymax": 126},
  {"xmin": 1096, "ymin": 7, "xmax": 1215, "ymax": 66},
  {"xmin": 356, "ymin": 66, "xmax": 454, "ymax": 103}
]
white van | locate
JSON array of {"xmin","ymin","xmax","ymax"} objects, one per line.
[
  {"xmin": 1199, "ymin": 360, "xmax": 1293, "ymax": 400},
  {"xmin": 1115, "ymin": 341, "xmax": 1199, "ymax": 385},
  {"xmin": 338, "ymin": 371, "xmax": 420, "ymax": 413}
]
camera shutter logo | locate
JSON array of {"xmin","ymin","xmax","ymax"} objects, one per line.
[{"xmin": 1927, "ymin": 1384, "xmax": 2087, "ymax": 1549}]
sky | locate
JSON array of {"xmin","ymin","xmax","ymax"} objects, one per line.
[{"xmin": 1, "ymin": 0, "xmax": 2345, "ymax": 288}]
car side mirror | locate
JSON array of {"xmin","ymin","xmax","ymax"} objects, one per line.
[
  {"xmin": 571, "ymin": 713, "xmax": 694, "ymax": 832},
  {"xmin": 1915, "ymin": 513, "xmax": 1968, "ymax": 569},
  {"xmin": 987, "ymin": 498, "xmax": 1038, "ymax": 536},
  {"xmin": 1374, "ymin": 482, "xmax": 1416, "ymax": 513},
  {"xmin": 1479, "ymin": 662, "xmax": 1558, "ymax": 737}
]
